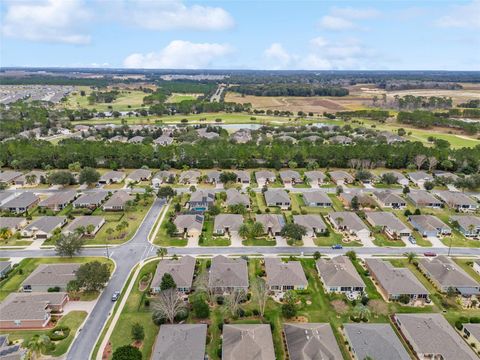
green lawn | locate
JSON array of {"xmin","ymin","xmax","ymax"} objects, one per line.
[
  {"xmin": 199, "ymin": 219, "xmax": 231, "ymax": 246},
  {"xmin": 242, "ymin": 237, "xmax": 276, "ymax": 246},
  {"xmin": 108, "ymin": 260, "xmax": 159, "ymax": 360},
  {"xmin": 0, "ymin": 311, "xmax": 87, "ymax": 357},
  {"xmin": 0, "ymin": 257, "xmax": 113, "ymax": 301},
  {"xmin": 167, "ymin": 93, "xmax": 202, "ymax": 103},
  {"xmin": 372, "ymin": 233, "xmax": 406, "ymax": 247},
  {"xmin": 62, "ymin": 87, "xmax": 146, "ymax": 112},
  {"xmin": 153, "ymin": 205, "xmax": 188, "ymax": 247}
]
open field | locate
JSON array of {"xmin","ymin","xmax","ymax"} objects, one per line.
[
  {"xmin": 166, "ymin": 93, "xmax": 202, "ymax": 103},
  {"xmin": 60, "ymin": 86, "xmax": 146, "ymax": 112}
]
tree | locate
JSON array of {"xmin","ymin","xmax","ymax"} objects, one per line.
[
  {"xmin": 79, "ymin": 167, "xmax": 100, "ymax": 185},
  {"xmin": 48, "ymin": 171, "xmax": 75, "ymax": 186},
  {"xmin": 250, "ymin": 222, "xmax": 264, "ymax": 238},
  {"xmin": 414, "ymin": 154, "xmax": 427, "ymax": 170},
  {"xmin": 398, "ymin": 294, "xmax": 411, "ymax": 304},
  {"xmin": 254, "ymin": 277, "xmax": 269, "ymax": 317},
  {"xmin": 131, "ymin": 322, "xmax": 145, "ymax": 342},
  {"xmin": 351, "ymin": 196, "xmax": 359, "ymax": 211},
  {"xmin": 160, "ymin": 273, "xmax": 177, "ymax": 291},
  {"xmin": 152, "ymin": 288, "xmax": 185, "ymax": 323},
  {"xmin": 219, "ymin": 171, "xmax": 237, "ymax": 184},
  {"xmin": 313, "ymin": 251, "xmax": 322, "ymax": 260},
  {"xmin": 165, "ymin": 221, "xmax": 177, "ymax": 237},
  {"xmin": 112, "ymin": 345, "xmax": 142, "ymax": 360},
  {"xmin": 405, "ymin": 252, "xmax": 417, "ymax": 264},
  {"xmin": 76, "ymin": 261, "xmax": 111, "ymax": 292},
  {"xmin": 281, "ymin": 223, "xmax": 307, "ymax": 242},
  {"xmin": 380, "ymin": 173, "xmax": 398, "ymax": 185},
  {"xmin": 346, "ymin": 250, "xmax": 357, "ymax": 261},
  {"xmin": 238, "ymin": 224, "xmax": 250, "ymax": 239},
  {"xmin": 157, "ymin": 247, "xmax": 167, "ymax": 259},
  {"xmin": 27, "ymin": 334, "xmax": 51, "ymax": 359},
  {"xmin": 55, "ymin": 233, "xmax": 85, "ymax": 257},
  {"xmin": 282, "ymin": 303, "xmax": 296, "ymax": 318},
  {"xmin": 85, "ymin": 224, "xmax": 95, "ymax": 235},
  {"xmin": 157, "ymin": 186, "xmax": 176, "ymax": 198},
  {"xmin": 423, "ymin": 181, "xmax": 434, "ymax": 190},
  {"xmin": 225, "ymin": 289, "xmax": 246, "ymax": 317},
  {"xmin": 428, "ymin": 156, "xmax": 438, "ymax": 172},
  {"xmin": 192, "ymin": 298, "xmax": 210, "ymax": 318},
  {"xmin": 353, "ymin": 303, "xmax": 371, "ymax": 322}
]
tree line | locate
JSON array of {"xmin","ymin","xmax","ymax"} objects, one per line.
[{"xmin": 232, "ymin": 84, "xmax": 349, "ymax": 97}]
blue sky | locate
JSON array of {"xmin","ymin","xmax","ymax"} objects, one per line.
[{"xmin": 1, "ymin": 0, "xmax": 479, "ymax": 70}]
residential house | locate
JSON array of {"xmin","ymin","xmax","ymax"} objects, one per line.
[
  {"xmin": 451, "ymin": 215, "xmax": 480, "ymax": 237},
  {"xmin": 213, "ymin": 214, "xmax": 243, "ymax": 235},
  {"xmin": 22, "ymin": 263, "xmax": 80, "ymax": 292},
  {"xmin": 373, "ymin": 191, "xmax": 406, "ymax": 209},
  {"xmin": 1, "ymin": 193, "xmax": 40, "ymax": 214},
  {"xmin": 232, "ymin": 170, "xmax": 250, "ymax": 184},
  {"xmin": 126, "ymin": 169, "xmax": 152, "ymax": 183},
  {"xmin": 256, "ymin": 214, "xmax": 285, "ymax": 236},
  {"xmin": 0, "ymin": 261, "xmax": 11, "ymax": 278},
  {"xmin": 188, "ymin": 190, "xmax": 215, "ymax": 212},
  {"xmin": 283, "ymin": 323, "xmax": 343, "ymax": 360},
  {"xmin": 38, "ymin": 190, "xmax": 77, "ymax": 211},
  {"xmin": 208, "ymin": 255, "xmax": 248, "ymax": 293},
  {"xmin": 302, "ymin": 191, "xmax": 331, "ymax": 207},
  {"xmin": 328, "ymin": 212, "xmax": 370, "ymax": 238},
  {"xmin": 434, "ymin": 171, "xmax": 460, "ymax": 184},
  {"xmin": 304, "ymin": 171, "xmax": 326, "ymax": 186},
  {"xmin": 316, "ymin": 256, "xmax": 365, "ymax": 295},
  {"xmin": 277, "ymin": 135, "xmax": 297, "ymax": 143},
  {"xmin": 463, "ymin": 324, "xmax": 480, "ymax": 351},
  {"xmin": 173, "ymin": 215, "xmax": 204, "ymax": 237},
  {"xmin": 418, "ymin": 256, "xmax": 479, "ymax": 295},
  {"xmin": 62, "ymin": 216, "xmax": 105, "ymax": 236},
  {"xmin": 109, "ymin": 135, "xmax": 128, "ymax": 143},
  {"xmin": 264, "ymin": 189, "xmax": 290, "ymax": 209},
  {"xmin": 0, "ymin": 192, "xmax": 16, "ymax": 207},
  {"xmin": 407, "ymin": 190, "xmax": 443, "ymax": 208},
  {"xmin": 196, "ymin": 128, "xmax": 219, "ymax": 139},
  {"xmin": 225, "ymin": 189, "xmax": 250, "ymax": 209},
  {"xmin": 379, "ymin": 131, "xmax": 407, "ymax": 144},
  {"xmin": 394, "ymin": 313, "xmax": 478, "ymax": 360},
  {"xmin": 14, "ymin": 170, "xmax": 46, "ymax": 187},
  {"xmin": 408, "ymin": 171, "xmax": 434, "ymax": 188},
  {"xmin": 365, "ymin": 212, "xmax": 411, "ymax": 239},
  {"xmin": 21, "ymin": 216, "xmax": 67, "ymax": 239},
  {"xmin": 339, "ymin": 192, "xmax": 377, "ymax": 209},
  {"xmin": 0, "ymin": 217, "xmax": 27, "ymax": 234},
  {"xmin": 265, "ymin": 258, "xmax": 308, "ymax": 291},
  {"xmin": 151, "ymin": 256, "xmax": 196, "ymax": 293},
  {"xmin": 72, "ymin": 191, "xmax": 108, "ymax": 209},
  {"xmin": 0, "ymin": 171, "xmax": 22, "ymax": 186},
  {"xmin": 102, "ymin": 191, "xmax": 133, "ymax": 211},
  {"xmin": 279, "ymin": 170, "xmax": 302, "ymax": 186},
  {"xmin": 330, "ymin": 135, "xmax": 352, "ymax": 144},
  {"xmin": 255, "ymin": 170, "xmax": 276, "ymax": 186},
  {"xmin": 230, "ymin": 128, "xmax": 252, "ymax": 144},
  {"xmin": 328, "ymin": 170, "xmax": 354, "ymax": 185},
  {"xmin": 98, "ymin": 171, "xmax": 126, "ymax": 184},
  {"xmin": 151, "ymin": 324, "xmax": 207, "ymax": 360},
  {"xmin": 179, "ymin": 170, "xmax": 201, "ymax": 185},
  {"xmin": 222, "ymin": 324, "xmax": 275, "ymax": 360},
  {"xmin": 152, "ymin": 171, "xmax": 176, "ymax": 188},
  {"xmin": 128, "ymin": 135, "xmax": 145, "ymax": 144},
  {"xmin": 0, "ymin": 292, "xmax": 69, "ymax": 329},
  {"xmin": 365, "ymin": 259, "xmax": 428, "ymax": 301},
  {"xmin": 302, "ymin": 135, "xmax": 322, "ymax": 143},
  {"xmin": 435, "ymin": 190, "xmax": 478, "ymax": 211},
  {"xmin": 293, "ymin": 215, "xmax": 327, "ymax": 237},
  {"xmin": 409, "ymin": 215, "xmax": 451, "ymax": 237},
  {"xmin": 343, "ymin": 323, "xmax": 410, "ymax": 360},
  {"xmin": 379, "ymin": 171, "xmax": 409, "ymax": 186},
  {"xmin": 0, "ymin": 334, "xmax": 27, "ymax": 359},
  {"xmin": 153, "ymin": 135, "xmax": 174, "ymax": 146},
  {"xmin": 205, "ymin": 170, "xmax": 221, "ymax": 184}
]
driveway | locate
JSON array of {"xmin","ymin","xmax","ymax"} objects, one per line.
[
  {"xmin": 358, "ymin": 234, "xmax": 376, "ymax": 247},
  {"xmin": 230, "ymin": 233, "xmax": 243, "ymax": 247},
  {"xmin": 275, "ymin": 236, "xmax": 288, "ymax": 246},
  {"xmin": 63, "ymin": 300, "xmax": 97, "ymax": 314},
  {"xmin": 427, "ymin": 236, "xmax": 447, "ymax": 248},
  {"xmin": 187, "ymin": 234, "xmax": 200, "ymax": 247},
  {"xmin": 302, "ymin": 236, "xmax": 316, "ymax": 247}
]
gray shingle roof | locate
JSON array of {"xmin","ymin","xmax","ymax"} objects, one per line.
[
  {"xmin": 22, "ymin": 263, "xmax": 80, "ymax": 287},
  {"xmin": 284, "ymin": 323, "xmax": 343, "ymax": 360},
  {"xmin": 316, "ymin": 256, "xmax": 365, "ymax": 289},
  {"xmin": 435, "ymin": 190, "xmax": 477, "ymax": 207},
  {"xmin": 373, "ymin": 190, "xmax": 405, "ymax": 205},
  {"xmin": 24, "ymin": 216, "xmax": 66, "ymax": 234},
  {"xmin": 366, "ymin": 212, "xmax": 410, "ymax": 234},
  {"xmin": 366, "ymin": 259, "xmax": 428, "ymax": 296},
  {"xmin": 151, "ymin": 256, "xmax": 196, "ymax": 290},
  {"xmin": 279, "ymin": 170, "xmax": 301, "ymax": 182},
  {"xmin": 1, "ymin": 192, "xmax": 39, "ymax": 209},
  {"xmin": 293, "ymin": 214, "xmax": 326, "ymax": 233},
  {"xmin": 396, "ymin": 313, "xmax": 478, "ymax": 360},
  {"xmin": 304, "ymin": 171, "xmax": 326, "ymax": 183},
  {"xmin": 265, "ymin": 258, "xmax": 307, "ymax": 288},
  {"xmin": 63, "ymin": 216, "xmax": 104, "ymax": 233},
  {"xmin": 225, "ymin": 189, "xmax": 249, "ymax": 207},
  {"xmin": 127, "ymin": 169, "xmax": 152, "ymax": 182},
  {"xmin": 39, "ymin": 190, "xmax": 77, "ymax": 208},
  {"xmin": 302, "ymin": 191, "xmax": 331, "ymax": 205},
  {"xmin": 264, "ymin": 189, "xmax": 290, "ymax": 204},
  {"xmin": 408, "ymin": 190, "xmax": 441, "ymax": 206},
  {"xmin": 328, "ymin": 170, "xmax": 354, "ymax": 183},
  {"xmin": 72, "ymin": 191, "xmax": 108, "ymax": 206},
  {"xmin": 152, "ymin": 324, "xmax": 207, "ymax": 360},
  {"xmin": 255, "ymin": 170, "xmax": 275, "ymax": 182},
  {"xmin": 255, "ymin": 214, "xmax": 285, "ymax": 234},
  {"xmin": 418, "ymin": 255, "xmax": 478, "ymax": 289},
  {"xmin": 344, "ymin": 323, "xmax": 410, "ymax": 360},
  {"xmin": 213, "ymin": 214, "xmax": 244, "ymax": 233},
  {"xmin": 409, "ymin": 215, "xmax": 451, "ymax": 233},
  {"xmin": 222, "ymin": 324, "xmax": 275, "ymax": 360},
  {"xmin": 450, "ymin": 215, "xmax": 480, "ymax": 231},
  {"xmin": 0, "ymin": 292, "xmax": 67, "ymax": 321},
  {"xmin": 208, "ymin": 256, "xmax": 248, "ymax": 289},
  {"xmin": 173, "ymin": 214, "xmax": 204, "ymax": 232},
  {"xmin": 329, "ymin": 211, "xmax": 368, "ymax": 232},
  {"xmin": 99, "ymin": 170, "xmax": 125, "ymax": 182},
  {"xmin": 102, "ymin": 191, "xmax": 132, "ymax": 208},
  {"xmin": 0, "ymin": 217, "xmax": 26, "ymax": 230}
]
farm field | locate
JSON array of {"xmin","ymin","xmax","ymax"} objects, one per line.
[{"xmin": 166, "ymin": 93, "xmax": 202, "ymax": 103}]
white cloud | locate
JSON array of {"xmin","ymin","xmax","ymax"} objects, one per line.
[
  {"xmin": 2, "ymin": 0, "xmax": 91, "ymax": 44},
  {"xmin": 309, "ymin": 36, "xmax": 329, "ymax": 48},
  {"xmin": 436, "ymin": 0, "xmax": 480, "ymax": 28},
  {"xmin": 318, "ymin": 15, "xmax": 355, "ymax": 30},
  {"xmin": 123, "ymin": 40, "xmax": 233, "ymax": 69},
  {"xmin": 119, "ymin": 0, "xmax": 234, "ymax": 31},
  {"xmin": 263, "ymin": 43, "xmax": 292, "ymax": 69},
  {"xmin": 330, "ymin": 7, "xmax": 380, "ymax": 19}
]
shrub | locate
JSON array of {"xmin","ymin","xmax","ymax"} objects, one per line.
[
  {"xmin": 48, "ymin": 286, "xmax": 61, "ymax": 292},
  {"xmin": 470, "ymin": 317, "xmax": 480, "ymax": 323},
  {"xmin": 361, "ymin": 296, "xmax": 369, "ymax": 306},
  {"xmin": 112, "ymin": 345, "xmax": 142, "ymax": 360},
  {"xmin": 193, "ymin": 299, "xmax": 210, "ymax": 319},
  {"xmin": 152, "ymin": 311, "xmax": 166, "ymax": 326},
  {"xmin": 282, "ymin": 303, "xmax": 296, "ymax": 318},
  {"xmin": 237, "ymin": 308, "xmax": 246, "ymax": 317},
  {"xmin": 175, "ymin": 308, "xmax": 189, "ymax": 322},
  {"xmin": 48, "ymin": 326, "xmax": 70, "ymax": 341},
  {"xmin": 216, "ymin": 296, "xmax": 224, "ymax": 305},
  {"xmin": 398, "ymin": 294, "xmax": 410, "ymax": 305},
  {"xmin": 144, "ymin": 298, "xmax": 150, "ymax": 307},
  {"xmin": 252, "ymin": 309, "xmax": 259, "ymax": 316},
  {"xmin": 455, "ymin": 320, "xmax": 463, "ymax": 330}
]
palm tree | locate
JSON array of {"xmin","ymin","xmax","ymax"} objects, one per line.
[
  {"xmin": 0, "ymin": 227, "xmax": 12, "ymax": 240},
  {"xmin": 238, "ymin": 224, "xmax": 250, "ymax": 239},
  {"xmin": 353, "ymin": 303, "xmax": 371, "ymax": 322},
  {"xmin": 251, "ymin": 222, "xmax": 264, "ymax": 238},
  {"xmin": 405, "ymin": 252, "xmax": 417, "ymax": 264},
  {"xmin": 27, "ymin": 334, "xmax": 51, "ymax": 359},
  {"xmin": 157, "ymin": 247, "xmax": 167, "ymax": 259}
]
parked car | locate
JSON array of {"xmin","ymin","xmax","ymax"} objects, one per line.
[
  {"xmin": 111, "ymin": 291, "xmax": 120, "ymax": 301},
  {"xmin": 423, "ymin": 252, "xmax": 437, "ymax": 257},
  {"xmin": 331, "ymin": 244, "xmax": 343, "ymax": 249}
]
